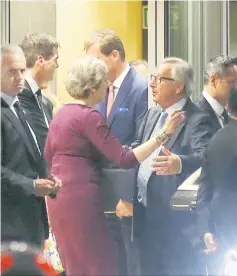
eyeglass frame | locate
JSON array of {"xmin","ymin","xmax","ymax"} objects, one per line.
[{"xmin": 150, "ymin": 74, "xmax": 176, "ymax": 85}]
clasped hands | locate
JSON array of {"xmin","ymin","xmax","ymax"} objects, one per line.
[{"xmin": 34, "ymin": 174, "xmax": 62, "ymax": 197}]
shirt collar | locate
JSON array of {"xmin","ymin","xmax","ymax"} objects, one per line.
[
  {"xmin": 202, "ymin": 90, "xmax": 224, "ymax": 117},
  {"xmin": 165, "ymin": 97, "xmax": 187, "ymax": 116},
  {"xmin": 1, "ymin": 92, "xmax": 19, "ymax": 108},
  {"xmin": 25, "ymin": 74, "xmax": 39, "ymax": 94},
  {"xmin": 113, "ymin": 64, "xmax": 130, "ymax": 89}
]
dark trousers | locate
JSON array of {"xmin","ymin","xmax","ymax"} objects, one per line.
[
  {"xmin": 105, "ymin": 214, "xmax": 140, "ymax": 276},
  {"xmin": 135, "ymin": 204, "xmax": 205, "ymax": 276},
  {"xmin": 136, "ymin": 215, "xmax": 170, "ymax": 275},
  {"xmin": 121, "ymin": 217, "xmax": 141, "ymax": 276}
]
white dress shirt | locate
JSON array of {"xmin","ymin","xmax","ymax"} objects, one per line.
[
  {"xmin": 1, "ymin": 92, "xmax": 41, "ymax": 154},
  {"xmin": 25, "ymin": 75, "xmax": 49, "ymax": 128},
  {"xmin": 202, "ymin": 91, "xmax": 225, "ymax": 128},
  {"xmin": 112, "ymin": 64, "xmax": 130, "ymax": 99}
]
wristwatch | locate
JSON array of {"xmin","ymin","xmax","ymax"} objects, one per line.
[{"xmin": 154, "ymin": 129, "xmax": 171, "ymax": 145}]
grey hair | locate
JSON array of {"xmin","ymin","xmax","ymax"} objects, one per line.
[
  {"xmin": 65, "ymin": 56, "xmax": 108, "ymax": 100},
  {"xmin": 162, "ymin": 57, "xmax": 194, "ymax": 96},
  {"xmin": 1, "ymin": 44, "xmax": 24, "ymax": 62},
  {"xmin": 204, "ymin": 55, "xmax": 236, "ymax": 85}
]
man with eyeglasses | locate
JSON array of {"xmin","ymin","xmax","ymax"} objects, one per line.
[
  {"xmin": 196, "ymin": 55, "xmax": 237, "ymax": 132},
  {"xmin": 130, "ymin": 57, "xmax": 214, "ymax": 275}
]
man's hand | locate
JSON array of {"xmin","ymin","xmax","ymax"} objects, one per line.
[
  {"xmin": 151, "ymin": 146, "xmax": 181, "ymax": 175},
  {"xmin": 47, "ymin": 174, "xmax": 62, "ymax": 195},
  {"xmin": 116, "ymin": 199, "xmax": 133, "ymax": 217},
  {"xmin": 34, "ymin": 179, "xmax": 56, "ymax": 197},
  {"xmin": 204, "ymin": 232, "xmax": 217, "ymax": 254}
]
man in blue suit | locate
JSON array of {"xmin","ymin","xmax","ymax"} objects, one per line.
[
  {"xmin": 131, "ymin": 57, "xmax": 214, "ymax": 275},
  {"xmin": 84, "ymin": 29, "xmax": 148, "ymax": 276}
]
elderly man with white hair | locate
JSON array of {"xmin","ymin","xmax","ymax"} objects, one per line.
[
  {"xmin": 43, "ymin": 56, "xmax": 185, "ymax": 276},
  {"xmin": 129, "ymin": 57, "xmax": 215, "ymax": 275}
]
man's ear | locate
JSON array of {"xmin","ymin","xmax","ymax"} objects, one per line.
[
  {"xmin": 35, "ymin": 55, "xmax": 44, "ymax": 67},
  {"xmin": 176, "ymin": 82, "xmax": 185, "ymax": 95}
]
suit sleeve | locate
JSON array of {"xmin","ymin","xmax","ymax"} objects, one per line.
[
  {"xmin": 1, "ymin": 167, "xmax": 35, "ymax": 196},
  {"xmin": 83, "ymin": 110, "xmax": 138, "ymax": 169},
  {"xmin": 1, "ymin": 126, "xmax": 35, "ymax": 195},
  {"xmin": 178, "ymin": 117, "xmax": 215, "ymax": 175},
  {"xmin": 196, "ymin": 151, "xmax": 213, "ymax": 237},
  {"xmin": 134, "ymin": 87, "xmax": 148, "ymax": 140}
]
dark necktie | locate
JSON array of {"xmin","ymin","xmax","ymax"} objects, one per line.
[
  {"xmin": 36, "ymin": 89, "xmax": 44, "ymax": 110},
  {"xmin": 222, "ymin": 109, "xmax": 229, "ymax": 125},
  {"xmin": 36, "ymin": 89, "xmax": 49, "ymax": 128},
  {"xmin": 13, "ymin": 101, "xmax": 40, "ymax": 158}
]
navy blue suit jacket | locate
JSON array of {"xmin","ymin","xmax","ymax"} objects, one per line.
[
  {"xmin": 95, "ymin": 67, "xmax": 148, "ymax": 146},
  {"xmin": 125, "ymin": 99, "xmax": 214, "ymax": 212},
  {"xmin": 197, "ymin": 119, "xmax": 237, "ymax": 248}
]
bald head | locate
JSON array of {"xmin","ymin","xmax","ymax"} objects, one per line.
[{"xmin": 1, "ymin": 44, "xmax": 26, "ymax": 97}]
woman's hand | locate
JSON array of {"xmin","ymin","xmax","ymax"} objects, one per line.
[{"xmin": 162, "ymin": 109, "xmax": 185, "ymax": 136}]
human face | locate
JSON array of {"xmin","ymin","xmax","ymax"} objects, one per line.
[
  {"xmin": 37, "ymin": 47, "xmax": 59, "ymax": 89},
  {"xmin": 86, "ymin": 43, "xmax": 117, "ymax": 82},
  {"xmin": 1, "ymin": 51, "xmax": 26, "ymax": 97},
  {"xmin": 211, "ymin": 65, "xmax": 237, "ymax": 106},
  {"xmin": 150, "ymin": 63, "xmax": 184, "ymax": 109}
]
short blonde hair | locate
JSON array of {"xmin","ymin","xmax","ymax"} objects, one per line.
[{"xmin": 65, "ymin": 56, "xmax": 108, "ymax": 100}]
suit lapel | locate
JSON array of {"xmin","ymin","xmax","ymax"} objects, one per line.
[
  {"xmin": 144, "ymin": 109, "xmax": 161, "ymax": 142},
  {"xmin": 164, "ymin": 98, "xmax": 190, "ymax": 150},
  {"xmin": 200, "ymin": 95, "xmax": 221, "ymax": 128},
  {"xmin": 165, "ymin": 119, "xmax": 186, "ymax": 150},
  {"xmin": 107, "ymin": 68, "xmax": 135, "ymax": 126},
  {"xmin": 1, "ymin": 99, "xmax": 38, "ymax": 162}
]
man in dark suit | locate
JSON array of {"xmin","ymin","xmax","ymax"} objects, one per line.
[
  {"xmin": 196, "ymin": 55, "xmax": 237, "ymax": 132},
  {"xmin": 85, "ymin": 29, "xmax": 148, "ymax": 275},
  {"xmin": 1, "ymin": 45, "xmax": 61, "ymax": 248},
  {"xmin": 197, "ymin": 88, "xmax": 237, "ymax": 274},
  {"xmin": 130, "ymin": 57, "xmax": 214, "ymax": 275},
  {"xmin": 18, "ymin": 33, "xmax": 59, "ymax": 152}
]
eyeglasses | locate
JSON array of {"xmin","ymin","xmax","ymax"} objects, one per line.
[{"xmin": 150, "ymin": 74, "xmax": 175, "ymax": 85}]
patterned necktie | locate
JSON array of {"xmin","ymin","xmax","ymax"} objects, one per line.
[
  {"xmin": 137, "ymin": 111, "xmax": 168, "ymax": 206},
  {"xmin": 13, "ymin": 101, "xmax": 40, "ymax": 158},
  {"xmin": 106, "ymin": 85, "xmax": 115, "ymax": 118}
]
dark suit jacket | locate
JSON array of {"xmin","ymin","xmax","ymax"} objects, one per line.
[
  {"xmin": 129, "ymin": 99, "xmax": 214, "ymax": 217},
  {"xmin": 196, "ymin": 94, "xmax": 222, "ymax": 133},
  {"xmin": 96, "ymin": 67, "xmax": 148, "ymax": 146},
  {"xmin": 1, "ymin": 98, "xmax": 49, "ymax": 246},
  {"xmin": 197, "ymin": 119, "xmax": 237, "ymax": 248},
  {"xmin": 18, "ymin": 80, "xmax": 53, "ymax": 152}
]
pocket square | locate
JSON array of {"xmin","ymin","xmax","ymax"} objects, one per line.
[{"xmin": 117, "ymin": 108, "xmax": 129, "ymax": 113}]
